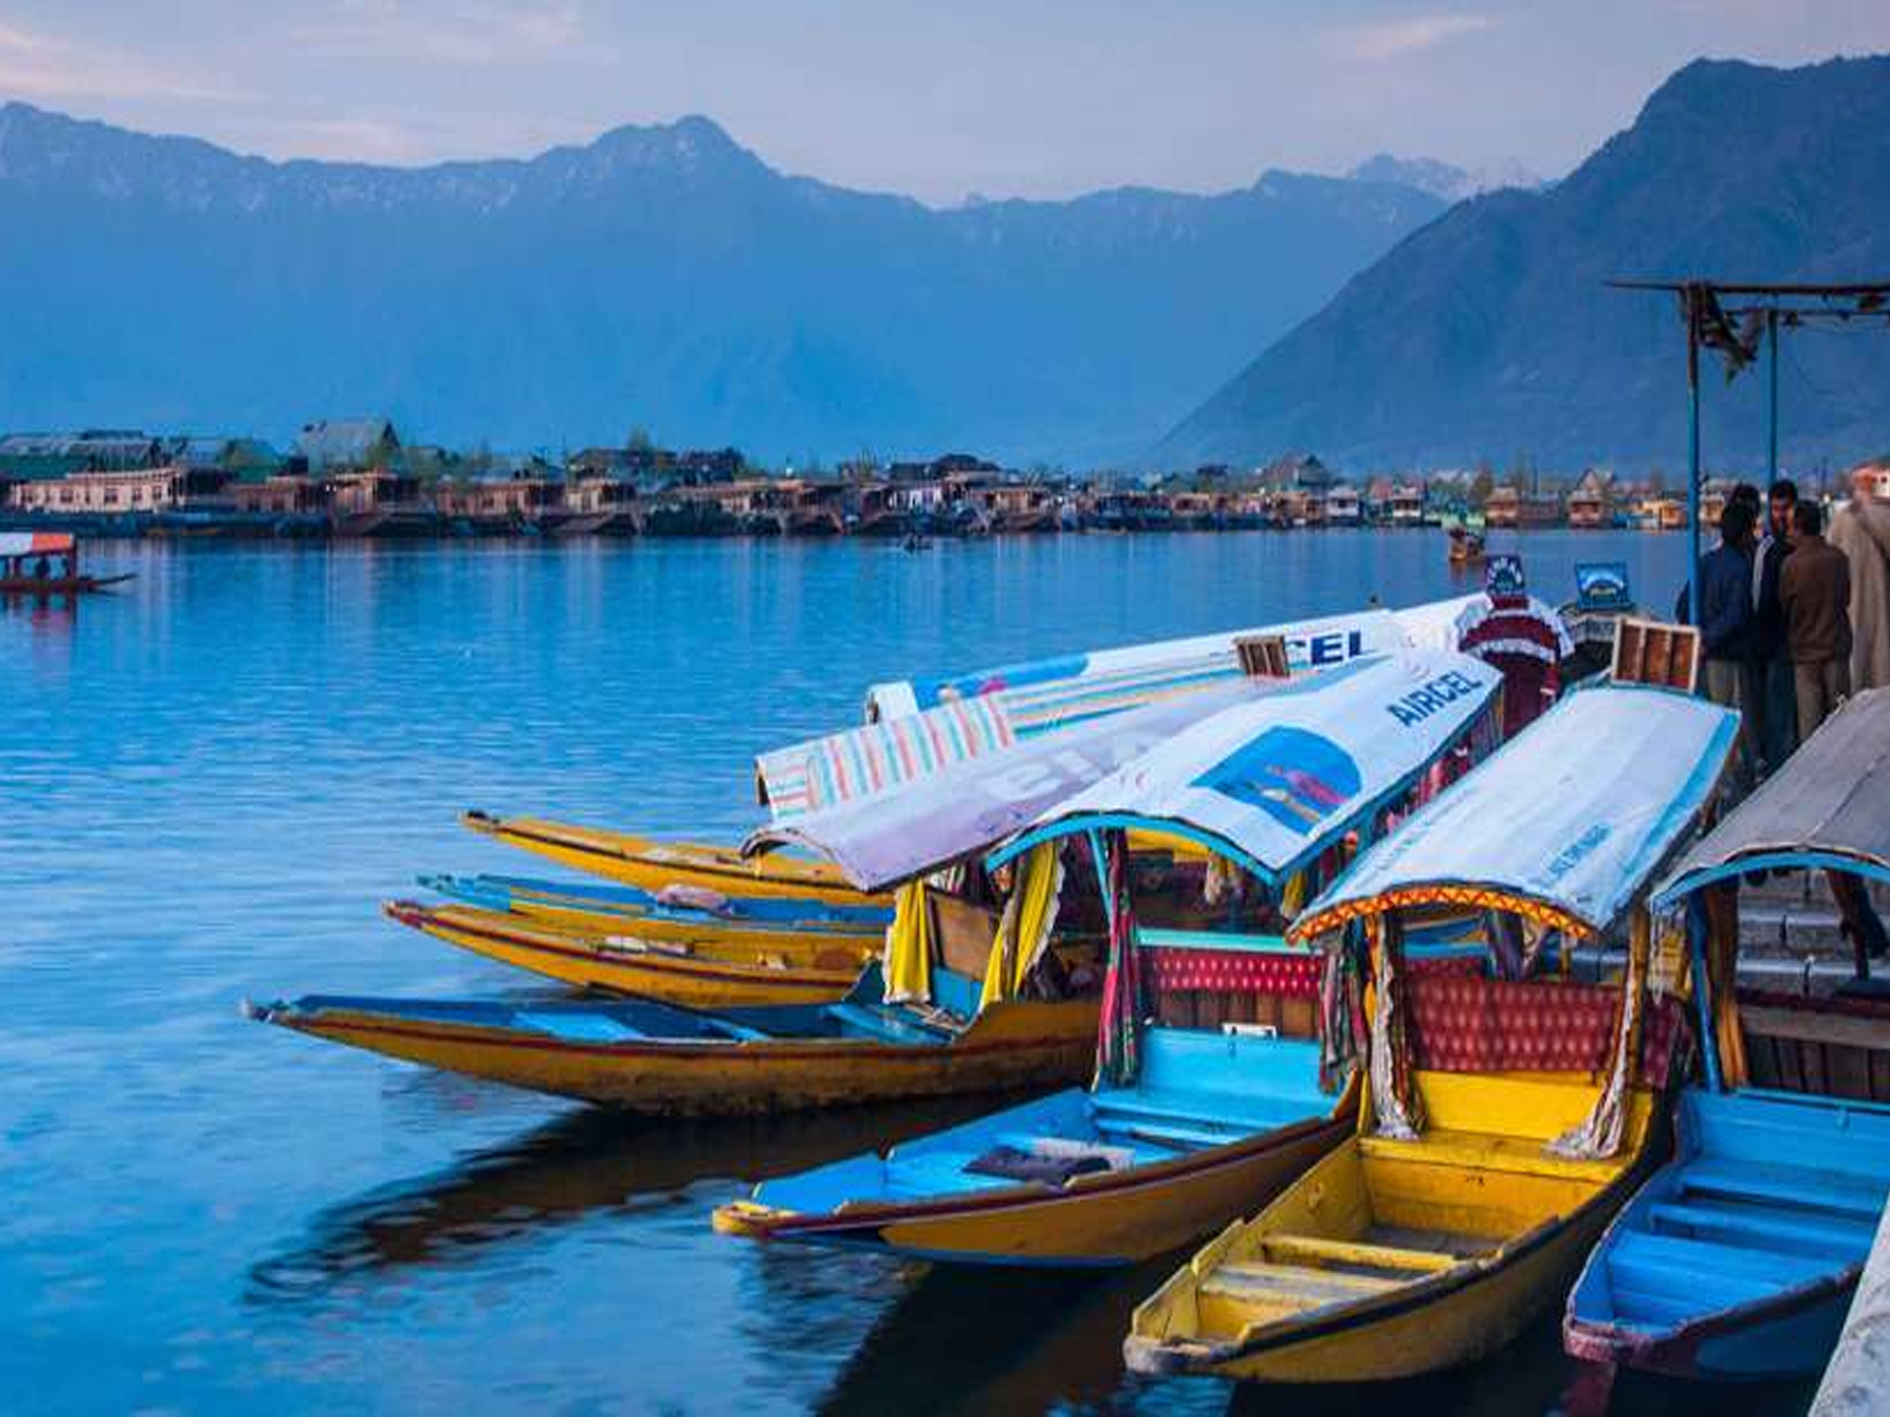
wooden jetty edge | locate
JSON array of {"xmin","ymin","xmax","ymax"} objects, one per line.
[{"xmin": 1812, "ymin": 1199, "xmax": 1890, "ymax": 1412}]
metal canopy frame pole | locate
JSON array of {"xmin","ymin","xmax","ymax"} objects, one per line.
[
  {"xmin": 1767, "ymin": 308, "xmax": 1780, "ymax": 487},
  {"xmin": 1686, "ymin": 285, "xmax": 1703, "ymax": 625}
]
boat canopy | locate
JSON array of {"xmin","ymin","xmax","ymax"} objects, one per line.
[
  {"xmin": 860, "ymin": 605, "xmax": 1413, "ymax": 723},
  {"xmin": 747, "ymin": 679, "xmax": 1267, "ymax": 892},
  {"xmin": 984, "ymin": 650, "xmax": 1501, "ymax": 887},
  {"xmin": 0, "ymin": 532, "xmax": 74, "ymax": 558},
  {"xmin": 1653, "ymin": 686, "xmax": 1890, "ymax": 907},
  {"xmin": 1289, "ymin": 683, "xmax": 1739, "ymax": 942},
  {"xmin": 774, "ymin": 596, "xmax": 1532, "ymax": 823}
]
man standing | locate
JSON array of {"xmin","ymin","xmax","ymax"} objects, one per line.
[
  {"xmin": 1830, "ymin": 467, "xmax": 1890, "ymax": 692},
  {"xmin": 1695, "ymin": 499, "xmax": 1759, "ymax": 783},
  {"xmin": 1779, "ymin": 500, "xmax": 1852, "ymax": 741},
  {"xmin": 1751, "ymin": 480, "xmax": 1797, "ymax": 769}
]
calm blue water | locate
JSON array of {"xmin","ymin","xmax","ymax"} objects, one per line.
[{"xmin": 3, "ymin": 531, "xmax": 1812, "ymax": 1415}]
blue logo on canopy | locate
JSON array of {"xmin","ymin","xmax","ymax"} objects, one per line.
[{"xmin": 1193, "ymin": 726, "xmax": 1362, "ymax": 835}]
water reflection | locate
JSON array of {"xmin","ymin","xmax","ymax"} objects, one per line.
[{"xmin": 248, "ymin": 1094, "xmax": 1011, "ymax": 1308}]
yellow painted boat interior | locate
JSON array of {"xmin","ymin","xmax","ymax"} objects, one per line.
[
  {"xmin": 387, "ymin": 901, "xmax": 871, "ymax": 1007},
  {"xmin": 1127, "ymin": 1068, "xmax": 1657, "ymax": 1382}
]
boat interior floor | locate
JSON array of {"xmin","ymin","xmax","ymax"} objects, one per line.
[{"xmin": 1602, "ymin": 1156, "xmax": 1886, "ymax": 1331}]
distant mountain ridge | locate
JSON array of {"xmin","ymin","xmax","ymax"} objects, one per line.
[
  {"xmin": 1346, "ymin": 153, "xmax": 1543, "ymax": 203},
  {"xmin": 0, "ymin": 103, "xmax": 1445, "ymax": 465},
  {"xmin": 1160, "ymin": 57, "xmax": 1890, "ymax": 472}
]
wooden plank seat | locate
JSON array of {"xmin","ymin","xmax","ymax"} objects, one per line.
[
  {"xmin": 1605, "ymin": 1230, "xmax": 1836, "ymax": 1326},
  {"xmin": 1649, "ymin": 1199, "xmax": 1877, "ymax": 1259},
  {"xmin": 1200, "ymin": 1260, "xmax": 1403, "ymax": 1303},
  {"xmin": 1678, "ymin": 1158, "xmax": 1887, "ymax": 1220},
  {"xmin": 1259, "ymin": 1233, "xmax": 1459, "ymax": 1275}
]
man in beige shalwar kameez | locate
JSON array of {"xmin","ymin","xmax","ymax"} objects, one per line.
[{"xmin": 1830, "ymin": 468, "xmax": 1890, "ymax": 693}]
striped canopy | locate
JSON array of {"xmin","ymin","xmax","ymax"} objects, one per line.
[{"xmin": 751, "ymin": 650, "xmax": 1501, "ymax": 892}]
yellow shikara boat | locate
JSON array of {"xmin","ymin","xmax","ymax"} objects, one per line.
[
  {"xmin": 384, "ymin": 900, "xmax": 874, "ymax": 1008},
  {"xmin": 462, "ymin": 810, "xmax": 890, "ymax": 906},
  {"xmin": 1124, "ymin": 682, "xmax": 1740, "ymax": 1383},
  {"xmin": 247, "ymin": 966, "xmax": 1100, "ymax": 1117},
  {"xmin": 419, "ymin": 872, "xmax": 889, "ymax": 952}
]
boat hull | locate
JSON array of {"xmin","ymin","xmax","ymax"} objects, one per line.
[
  {"xmin": 251, "ymin": 993, "xmax": 1099, "ymax": 1116},
  {"xmin": 386, "ymin": 902, "xmax": 869, "ymax": 1007},
  {"xmin": 462, "ymin": 811, "xmax": 889, "ymax": 906},
  {"xmin": 1126, "ymin": 1073, "xmax": 1665, "ymax": 1384},
  {"xmin": 1563, "ymin": 1087, "xmax": 1890, "ymax": 1381},
  {"xmin": 720, "ymin": 1112, "xmax": 1350, "ymax": 1266}
]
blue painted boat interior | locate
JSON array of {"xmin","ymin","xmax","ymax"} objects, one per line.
[
  {"xmin": 750, "ymin": 1028, "xmax": 1331, "ymax": 1216},
  {"xmin": 1571, "ymin": 1087, "xmax": 1890, "ymax": 1373},
  {"xmin": 420, "ymin": 872, "xmax": 894, "ymax": 927},
  {"xmin": 275, "ymin": 963, "xmax": 967, "ymax": 1049}
]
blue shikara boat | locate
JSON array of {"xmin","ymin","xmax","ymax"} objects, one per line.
[{"xmin": 1565, "ymin": 686, "xmax": 1890, "ymax": 1382}]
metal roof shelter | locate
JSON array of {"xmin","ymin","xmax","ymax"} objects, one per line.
[
  {"xmin": 1607, "ymin": 279, "xmax": 1890, "ymax": 622},
  {"xmin": 1654, "ymin": 686, "xmax": 1890, "ymax": 906}
]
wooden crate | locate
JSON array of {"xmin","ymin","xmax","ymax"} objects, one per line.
[{"xmin": 1611, "ymin": 617, "xmax": 1701, "ymax": 692}]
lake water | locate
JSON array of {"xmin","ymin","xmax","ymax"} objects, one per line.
[{"xmin": 2, "ymin": 531, "xmax": 1815, "ymax": 1414}]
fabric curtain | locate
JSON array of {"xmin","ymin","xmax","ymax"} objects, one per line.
[
  {"xmin": 881, "ymin": 879, "xmax": 934, "ymax": 1005},
  {"xmin": 1368, "ymin": 916, "xmax": 1426, "ymax": 1139},
  {"xmin": 1317, "ymin": 926, "xmax": 1368, "ymax": 1094},
  {"xmin": 1094, "ymin": 834, "xmax": 1144, "ymax": 1089},
  {"xmin": 1549, "ymin": 905, "xmax": 1650, "ymax": 1160},
  {"xmin": 978, "ymin": 843, "xmax": 1065, "ymax": 1010}
]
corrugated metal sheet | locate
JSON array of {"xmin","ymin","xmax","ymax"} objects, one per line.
[{"xmin": 1655, "ymin": 687, "xmax": 1890, "ymax": 904}]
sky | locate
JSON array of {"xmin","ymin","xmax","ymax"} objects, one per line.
[{"xmin": 1, "ymin": 1, "xmax": 1887, "ymax": 204}]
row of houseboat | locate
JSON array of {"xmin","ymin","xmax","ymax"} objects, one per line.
[
  {"xmin": 0, "ymin": 463, "xmax": 1736, "ymax": 541},
  {"xmin": 9, "ymin": 426, "xmax": 1870, "ymax": 541}
]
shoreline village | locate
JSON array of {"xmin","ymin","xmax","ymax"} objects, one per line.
[{"xmin": 5, "ymin": 427, "xmax": 1884, "ymax": 541}]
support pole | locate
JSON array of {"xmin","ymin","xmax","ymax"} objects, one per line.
[
  {"xmin": 1767, "ymin": 307, "xmax": 1780, "ymax": 487},
  {"xmin": 1686, "ymin": 285, "xmax": 1703, "ymax": 626}
]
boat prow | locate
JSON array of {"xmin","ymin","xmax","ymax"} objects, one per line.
[{"xmin": 460, "ymin": 810, "xmax": 890, "ymax": 906}]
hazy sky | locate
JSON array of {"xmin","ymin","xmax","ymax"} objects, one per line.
[{"xmin": 2, "ymin": 1, "xmax": 1887, "ymax": 203}]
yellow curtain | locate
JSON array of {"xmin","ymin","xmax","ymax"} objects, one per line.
[
  {"xmin": 1281, "ymin": 870, "xmax": 1307, "ymax": 918},
  {"xmin": 882, "ymin": 880, "xmax": 934, "ymax": 1004},
  {"xmin": 979, "ymin": 844, "xmax": 1064, "ymax": 1010}
]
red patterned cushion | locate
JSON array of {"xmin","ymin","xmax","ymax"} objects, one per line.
[
  {"xmin": 1408, "ymin": 973, "xmax": 1688, "ymax": 1082},
  {"xmin": 1143, "ymin": 947, "xmax": 1321, "ymax": 998}
]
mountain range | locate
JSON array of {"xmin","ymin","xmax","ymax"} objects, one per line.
[
  {"xmin": 0, "ymin": 103, "xmax": 1445, "ymax": 466},
  {"xmin": 1161, "ymin": 57, "xmax": 1890, "ymax": 474}
]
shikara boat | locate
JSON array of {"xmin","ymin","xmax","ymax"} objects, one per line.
[
  {"xmin": 1565, "ymin": 686, "xmax": 1890, "ymax": 1384},
  {"xmin": 1124, "ymin": 682, "xmax": 1739, "ymax": 1383},
  {"xmin": 421, "ymin": 872, "xmax": 892, "ymax": 934},
  {"xmin": 383, "ymin": 900, "xmax": 874, "ymax": 1008},
  {"xmin": 714, "ymin": 650, "xmax": 1506, "ymax": 1265},
  {"xmin": 460, "ymin": 810, "xmax": 891, "ymax": 906},
  {"xmin": 0, "ymin": 531, "xmax": 133, "ymax": 595},
  {"xmin": 246, "ymin": 965, "xmax": 1099, "ymax": 1117}
]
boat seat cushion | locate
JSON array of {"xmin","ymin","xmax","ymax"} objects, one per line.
[
  {"xmin": 1407, "ymin": 974, "xmax": 1687, "ymax": 1085},
  {"xmin": 1143, "ymin": 947, "xmax": 1321, "ymax": 997}
]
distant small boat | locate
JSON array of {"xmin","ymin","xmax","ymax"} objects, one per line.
[
  {"xmin": 0, "ymin": 532, "xmax": 132, "ymax": 595},
  {"xmin": 1447, "ymin": 525, "xmax": 1487, "ymax": 567}
]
